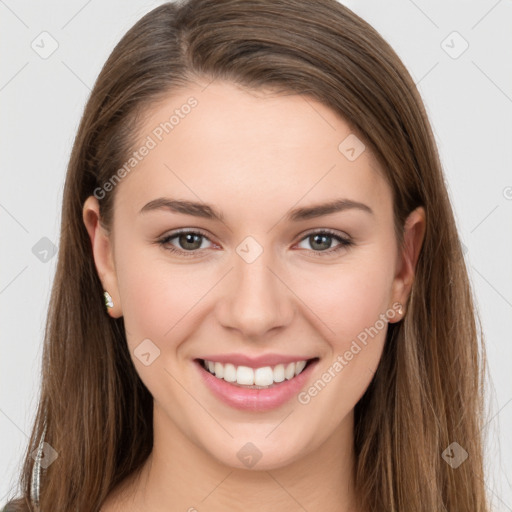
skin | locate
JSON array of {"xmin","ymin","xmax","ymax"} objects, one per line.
[{"xmin": 83, "ymin": 80, "xmax": 425, "ymax": 512}]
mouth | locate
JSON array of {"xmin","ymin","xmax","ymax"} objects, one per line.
[
  {"xmin": 198, "ymin": 357, "xmax": 317, "ymax": 388},
  {"xmin": 194, "ymin": 356, "xmax": 319, "ymax": 411}
]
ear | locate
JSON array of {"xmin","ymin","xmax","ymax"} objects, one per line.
[
  {"xmin": 389, "ymin": 206, "xmax": 426, "ymax": 322},
  {"xmin": 82, "ymin": 196, "xmax": 122, "ymax": 318}
]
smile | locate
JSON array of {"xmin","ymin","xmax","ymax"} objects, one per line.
[
  {"xmin": 195, "ymin": 356, "xmax": 319, "ymax": 411},
  {"xmin": 201, "ymin": 359, "xmax": 309, "ymax": 388}
]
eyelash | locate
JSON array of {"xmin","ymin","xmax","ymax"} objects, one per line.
[{"xmin": 156, "ymin": 228, "xmax": 353, "ymax": 258}]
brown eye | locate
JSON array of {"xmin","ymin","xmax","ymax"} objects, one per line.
[
  {"xmin": 176, "ymin": 232, "xmax": 204, "ymax": 251},
  {"xmin": 296, "ymin": 230, "xmax": 353, "ymax": 256},
  {"xmin": 157, "ymin": 229, "xmax": 213, "ymax": 257}
]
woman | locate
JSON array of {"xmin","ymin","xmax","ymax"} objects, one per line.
[{"xmin": 3, "ymin": 0, "xmax": 489, "ymax": 510}]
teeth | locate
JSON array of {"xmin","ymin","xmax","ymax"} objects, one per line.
[
  {"xmin": 255, "ymin": 366, "xmax": 274, "ymax": 386},
  {"xmin": 285, "ymin": 362, "xmax": 295, "ymax": 380},
  {"xmin": 237, "ymin": 366, "xmax": 254, "ymax": 385},
  {"xmin": 295, "ymin": 360, "xmax": 307, "ymax": 375},
  {"xmin": 223, "ymin": 363, "xmax": 236, "ymax": 383},
  {"xmin": 202, "ymin": 359, "xmax": 310, "ymax": 387},
  {"xmin": 273, "ymin": 364, "xmax": 285, "ymax": 383},
  {"xmin": 214, "ymin": 362, "xmax": 224, "ymax": 378}
]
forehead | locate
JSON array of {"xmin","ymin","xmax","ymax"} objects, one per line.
[{"xmin": 113, "ymin": 80, "xmax": 392, "ymax": 223}]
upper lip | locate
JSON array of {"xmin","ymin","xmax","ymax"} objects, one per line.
[{"xmin": 197, "ymin": 353, "xmax": 317, "ymax": 368}]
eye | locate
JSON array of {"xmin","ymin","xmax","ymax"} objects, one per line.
[
  {"xmin": 156, "ymin": 228, "xmax": 353, "ymax": 258},
  {"xmin": 296, "ymin": 229, "xmax": 353, "ymax": 256},
  {"xmin": 157, "ymin": 229, "xmax": 215, "ymax": 257}
]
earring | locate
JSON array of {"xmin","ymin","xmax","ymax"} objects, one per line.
[
  {"xmin": 30, "ymin": 420, "xmax": 47, "ymax": 508},
  {"xmin": 104, "ymin": 291, "xmax": 114, "ymax": 309},
  {"xmin": 397, "ymin": 303, "xmax": 404, "ymax": 316}
]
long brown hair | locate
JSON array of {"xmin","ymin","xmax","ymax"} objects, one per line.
[{"xmin": 4, "ymin": 1, "xmax": 489, "ymax": 510}]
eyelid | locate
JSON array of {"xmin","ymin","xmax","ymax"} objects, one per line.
[
  {"xmin": 156, "ymin": 228, "xmax": 217, "ymax": 257},
  {"xmin": 157, "ymin": 227, "xmax": 353, "ymax": 257},
  {"xmin": 158, "ymin": 227, "xmax": 351, "ymax": 242},
  {"xmin": 294, "ymin": 228, "xmax": 353, "ymax": 255},
  {"xmin": 297, "ymin": 227, "xmax": 351, "ymax": 241},
  {"xmin": 162, "ymin": 227, "xmax": 212, "ymax": 239}
]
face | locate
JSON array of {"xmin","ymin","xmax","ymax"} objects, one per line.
[{"xmin": 84, "ymin": 80, "xmax": 423, "ymax": 472}]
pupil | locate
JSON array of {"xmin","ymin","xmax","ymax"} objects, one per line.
[
  {"xmin": 180, "ymin": 233, "xmax": 201, "ymax": 250},
  {"xmin": 177, "ymin": 233, "xmax": 333, "ymax": 252},
  {"xmin": 311, "ymin": 234, "xmax": 330, "ymax": 251}
]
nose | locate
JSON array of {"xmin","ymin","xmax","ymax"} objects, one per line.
[{"xmin": 216, "ymin": 248, "xmax": 295, "ymax": 339}]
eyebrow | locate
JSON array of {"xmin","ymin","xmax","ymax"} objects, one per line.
[{"xmin": 139, "ymin": 197, "xmax": 373, "ymax": 221}]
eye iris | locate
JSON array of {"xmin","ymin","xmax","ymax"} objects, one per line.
[
  {"xmin": 179, "ymin": 233, "xmax": 202, "ymax": 250},
  {"xmin": 310, "ymin": 233, "xmax": 332, "ymax": 251}
]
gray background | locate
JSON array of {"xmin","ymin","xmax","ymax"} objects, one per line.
[{"xmin": 1, "ymin": 0, "xmax": 511, "ymax": 509}]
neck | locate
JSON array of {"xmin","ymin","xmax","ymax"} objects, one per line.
[{"xmin": 107, "ymin": 405, "xmax": 359, "ymax": 512}]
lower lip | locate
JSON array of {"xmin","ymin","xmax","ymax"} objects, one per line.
[{"xmin": 195, "ymin": 359, "xmax": 318, "ymax": 412}]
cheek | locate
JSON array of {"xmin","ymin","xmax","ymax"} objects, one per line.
[
  {"xmin": 289, "ymin": 252, "xmax": 395, "ymax": 406},
  {"xmin": 117, "ymin": 238, "xmax": 396, "ymax": 350},
  {"xmin": 293, "ymin": 255, "xmax": 396, "ymax": 346},
  {"xmin": 114, "ymin": 250, "xmax": 218, "ymax": 403},
  {"xmin": 293, "ymin": 267, "xmax": 393, "ymax": 430},
  {"xmin": 114, "ymin": 246, "xmax": 214, "ymax": 350}
]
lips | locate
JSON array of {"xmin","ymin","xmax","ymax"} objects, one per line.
[
  {"xmin": 198, "ymin": 353, "xmax": 316, "ymax": 368},
  {"xmin": 195, "ymin": 355, "xmax": 319, "ymax": 411}
]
